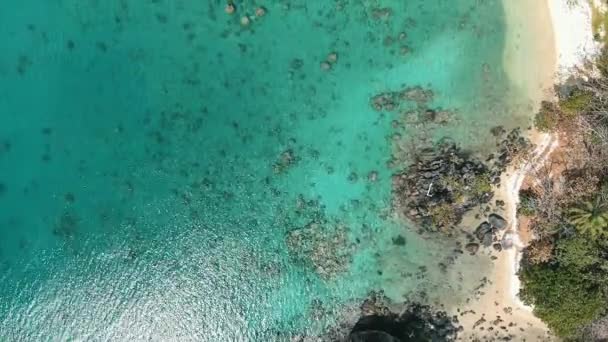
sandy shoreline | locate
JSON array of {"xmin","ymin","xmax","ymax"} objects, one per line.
[
  {"xmin": 455, "ymin": 0, "xmax": 599, "ymax": 340},
  {"xmin": 548, "ymin": 0, "xmax": 600, "ymax": 81}
]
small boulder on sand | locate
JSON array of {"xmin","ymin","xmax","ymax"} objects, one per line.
[
  {"xmin": 489, "ymin": 213, "xmax": 507, "ymax": 230},
  {"xmin": 465, "ymin": 242, "xmax": 480, "ymax": 254}
]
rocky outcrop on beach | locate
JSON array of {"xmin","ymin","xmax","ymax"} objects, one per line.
[{"xmin": 463, "ymin": 213, "xmax": 509, "ymax": 254}]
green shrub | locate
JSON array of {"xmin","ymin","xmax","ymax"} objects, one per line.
[
  {"xmin": 428, "ymin": 203, "xmax": 459, "ymax": 231},
  {"xmin": 518, "ymin": 188, "xmax": 538, "ymax": 216},
  {"xmin": 467, "ymin": 173, "xmax": 492, "ymax": 202},
  {"xmin": 560, "ymin": 91, "xmax": 592, "ymax": 117},
  {"xmin": 439, "ymin": 175, "xmax": 465, "ymax": 203},
  {"xmin": 519, "ymin": 264, "xmax": 604, "ymax": 338},
  {"xmin": 556, "ymin": 236, "xmax": 603, "ymax": 273},
  {"xmin": 534, "ymin": 101, "xmax": 559, "ymax": 132}
]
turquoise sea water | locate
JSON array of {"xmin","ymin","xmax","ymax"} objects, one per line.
[{"xmin": 0, "ymin": 1, "xmax": 535, "ymax": 340}]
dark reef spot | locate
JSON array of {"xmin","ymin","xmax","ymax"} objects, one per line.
[
  {"xmin": 41, "ymin": 154, "xmax": 51, "ymax": 162},
  {"xmin": 290, "ymin": 58, "xmax": 304, "ymax": 70},
  {"xmin": 96, "ymin": 42, "xmax": 108, "ymax": 52},
  {"xmin": 64, "ymin": 192, "xmax": 75, "ymax": 203},
  {"xmin": 66, "ymin": 40, "xmax": 75, "ymax": 50},
  {"xmin": 53, "ymin": 211, "xmax": 79, "ymax": 239},
  {"xmin": 0, "ymin": 183, "xmax": 6, "ymax": 196},
  {"xmin": 0, "ymin": 140, "xmax": 10, "ymax": 154},
  {"xmin": 347, "ymin": 171, "xmax": 358, "ymax": 183},
  {"xmin": 156, "ymin": 13, "xmax": 168, "ymax": 24},
  {"xmin": 16, "ymin": 55, "xmax": 32, "ymax": 75},
  {"xmin": 41, "ymin": 127, "xmax": 52, "ymax": 135},
  {"xmin": 392, "ymin": 235, "xmax": 406, "ymax": 246}
]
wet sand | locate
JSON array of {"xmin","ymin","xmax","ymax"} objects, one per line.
[{"xmin": 454, "ymin": 0, "xmax": 559, "ymax": 340}]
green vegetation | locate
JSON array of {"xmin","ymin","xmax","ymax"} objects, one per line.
[
  {"xmin": 439, "ymin": 173, "xmax": 492, "ymax": 205},
  {"xmin": 517, "ymin": 188, "xmax": 538, "ymax": 216},
  {"xmin": 534, "ymin": 101, "xmax": 559, "ymax": 132},
  {"xmin": 559, "ymin": 90, "xmax": 592, "ymax": 117},
  {"xmin": 591, "ymin": 2, "xmax": 608, "ymax": 44},
  {"xmin": 519, "ymin": 263, "xmax": 605, "ymax": 338},
  {"xmin": 520, "ymin": 49, "xmax": 608, "ymax": 339},
  {"xmin": 468, "ymin": 173, "xmax": 493, "ymax": 202},
  {"xmin": 521, "ymin": 237, "xmax": 608, "ymax": 338},
  {"xmin": 556, "ymin": 236, "xmax": 604, "ymax": 273},
  {"xmin": 568, "ymin": 198, "xmax": 608, "ymax": 238},
  {"xmin": 428, "ymin": 203, "xmax": 459, "ymax": 232},
  {"xmin": 439, "ymin": 175, "xmax": 466, "ymax": 203},
  {"xmin": 534, "ymin": 91, "xmax": 591, "ymax": 132}
]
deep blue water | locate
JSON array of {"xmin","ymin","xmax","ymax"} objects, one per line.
[{"xmin": 0, "ymin": 1, "xmax": 531, "ymax": 340}]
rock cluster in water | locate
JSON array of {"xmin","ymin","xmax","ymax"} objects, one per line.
[
  {"xmin": 391, "ymin": 128, "xmax": 530, "ymax": 232},
  {"xmin": 286, "ymin": 220, "xmax": 352, "ymax": 279},
  {"xmin": 370, "ymin": 86, "xmax": 456, "ymax": 127},
  {"xmin": 371, "ymin": 86, "xmax": 434, "ymax": 111},
  {"xmin": 392, "ymin": 140, "xmax": 492, "ymax": 232}
]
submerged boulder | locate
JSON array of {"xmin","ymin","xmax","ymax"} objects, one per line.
[{"xmin": 465, "ymin": 242, "xmax": 480, "ymax": 254}]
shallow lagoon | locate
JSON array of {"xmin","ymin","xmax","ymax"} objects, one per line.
[{"xmin": 0, "ymin": 1, "xmax": 536, "ymax": 340}]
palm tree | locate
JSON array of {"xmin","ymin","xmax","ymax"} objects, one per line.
[{"xmin": 568, "ymin": 198, "xmax": 608, "ymax": 239}]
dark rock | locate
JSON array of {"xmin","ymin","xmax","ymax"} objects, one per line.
[
  {"xmin": 465, "ymin": 243, "xmax": 479, "ymax": 254},
  {"xmin": 488, "ymin": 213, "xmax": 507, "ymax": 230},
  {"xmin": 490, "ymin": 125, "xmax": 506, "ymax": 137},
  {"xmin": 290, "ymin": 58, "xmax": 304, "ymax": 70},
  {"xmin": 349, "ymin": 302, "xmax": 459, "ymax": 342},
  {"xmin": 393, "ymin": 140, "xmax": 494, "ymax": 231},
  {"xmin": 392, "ymin": 235, "xmax": 407, "ymax": 246},
  {"xmin": 368, "ymin": 170, "xmax": 379, "ymax": 182},
  {"xmin": 482, "ymin": 232, "xmax": 494, "ymax": 247},
  {"xmin": 475, "ymin": 222, "xmax": 492, "ymax": 241},
  {"xmin": 493, "ymin": 243, "xmax": 503, "ymax": 252}
]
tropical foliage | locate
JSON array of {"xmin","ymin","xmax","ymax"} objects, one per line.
[
  {"xmin": 519, "ymin": 262, "xmax": 605, "ymax": 338},
  {"xmin": 568, "ymin": 198, "xmax": 608, "ymax": 238}
]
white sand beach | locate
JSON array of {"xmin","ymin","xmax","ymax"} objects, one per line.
[
  {"xmin": 548, "ymin": 0, "xmax": 601, "ymax": 81},
  {"xmin": 456, "ymin": 0, "xmax": 599, "ymax": 340}
]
